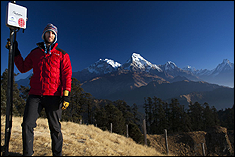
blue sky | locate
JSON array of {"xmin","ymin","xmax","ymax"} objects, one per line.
[{"xmin": 1, "ymin": 1, "xmax": 234, "ymax": 81}]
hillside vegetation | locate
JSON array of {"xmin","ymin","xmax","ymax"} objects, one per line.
[{"xmin": 1, "ymin": 116, "xmax": 166, "ymax": 156}]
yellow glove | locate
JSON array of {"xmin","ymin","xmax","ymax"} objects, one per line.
[
  {"xmin": 62, "ymin": 90, "xmax": 70, "ymax": 110},
  {"xmin": 5, "ymin": 39, "xmax": 20, "ymax": 56},
  {"xmin": 6, "ymin": 38, "xmax": 11, "ymax": 49}
]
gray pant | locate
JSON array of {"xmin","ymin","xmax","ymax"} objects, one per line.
[{"xmin": 22, "ymin": 95, "xmax": 63, "ymax": 156}]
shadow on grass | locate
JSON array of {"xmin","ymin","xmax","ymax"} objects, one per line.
[{"xmin": 1, "ymin": 146, "xmax": 22, "ymax": 156}]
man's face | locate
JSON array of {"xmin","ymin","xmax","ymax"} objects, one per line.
[{"xmin": 44, "ymin": 31, "xmax": 55, "ymax": 44}]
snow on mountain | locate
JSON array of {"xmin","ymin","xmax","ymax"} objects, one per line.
[
  {"xmin": 184, "ymin": 59, "xmax": 234, "ymax": 77},
  {"xmin": 79, "ymin": 53, "xmax": 233, "ymax": 87},
  {"xmin": 163, "ymin": 61, "xmax": 178, "ymax": 71},
  {"xmin": 195, "ymin": 69, "xmax": 213, "ymax": 76},
  {"xmin": 105, "ymin": 59, "xmax": 122, "ymax": 68},
  {"xmin": 182, "ymin": 65, "xmax": 197, "ymax": 73},
  {"xmin": 210, "ymin": 59, "xmax": 234, "ymax": 76},
  {"xmin": 122, "ymin": 52, "xmax": 162, "ymax": 72},
  {"xmin": 87, "ymin": 58, "xmax": 121, "ymax": 74},
  {"xmin": 183, "ymin": 66, "xmax": 212, "ymax": 76}
]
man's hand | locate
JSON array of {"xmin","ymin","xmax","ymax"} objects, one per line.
[
  {"xmin": 5, "ymin": 38, "xmax": 11, "ymax": 49},
  {"xmin": 62, "ymin": 90, "xmax": 70, "ymax": 110},
  {"xmin": 5, "ymin": 38, "xmax": 20, "ymax": 57}
]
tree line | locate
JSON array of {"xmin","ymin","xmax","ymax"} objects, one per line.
[
  {"xmin": 144, "ymin": 96, "xmax": 223, "ymax": 134},
  {"xmin": 1, "ymin": 69, "xmax": 234, "ymax": 145}
]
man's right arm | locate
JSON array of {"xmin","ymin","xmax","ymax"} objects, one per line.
[
  {"xmin": 14, "ymin": 54, "xmax": 33, "ymax": 73},
  {"xmin": 13, "ymin": 41, "xmax": 33, "ymax": 73}
]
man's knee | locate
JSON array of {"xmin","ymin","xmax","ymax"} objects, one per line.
[{"xmin": 21, "ymin": 122, "xmax": 36, "ymax": 132}]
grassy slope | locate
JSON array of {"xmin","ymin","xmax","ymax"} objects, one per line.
[{"xmin": 1, "ymin": 116, "xmax": 167, "ymax": 156}]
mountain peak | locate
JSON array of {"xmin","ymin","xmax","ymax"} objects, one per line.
[
  {"xmin": 164, "ymin": 61, "xmax": 177, "ymax": 70},
  {"xmin": 103, "ymin": 59, "xmax": 121, "ymax": 68},
  {"xmin": 223, "ymin": 59, "xmax": 229, "ymax": 64},
  {"xmin": 132, "ymin": 52, "xmax": 142, "ymax": 57},
  {"xmin": 123, "ymin": 52, "xmax": 162, "ymax": 72},
  {"xmin": 182, "ymin": 65, "xmax": 197, "ymax": 73},
  {"xmin": 212, "ymin": 59, "xmax": 234, "ymax": 75},
  {"xmin": 87, "ymin": 58, "xmax": 121, "ymax": 74},
  {"xmin": 221, "ymin": 59, "xmax": 234, "ymax": 68},
  {"xmin": 127, "ymin": 52, "xmax": 146, "ymax": 63}
]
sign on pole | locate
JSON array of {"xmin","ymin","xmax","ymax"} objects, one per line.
[{"xmin": 6, "ymin": 2, "xmax": 27, "ymax": 29}]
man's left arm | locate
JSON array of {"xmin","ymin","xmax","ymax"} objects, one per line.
[{"xmin": 61, "ymin": 53, "xmax": 72, "ymax": 110}]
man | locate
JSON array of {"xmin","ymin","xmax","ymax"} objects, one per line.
[{"xmin": 12, "ymin": 23, "xmax": 72, "ymax": 156}]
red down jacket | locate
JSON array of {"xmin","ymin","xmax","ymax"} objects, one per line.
[{"xmin": 14, "ymin": 42, "xmax": 72, "ymax": 96}]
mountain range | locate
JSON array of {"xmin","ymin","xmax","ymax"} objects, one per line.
[
  {"xmin": 16, "ymin": 52, "xmax": 234, "ymax": 111},
  {"xmin": 73, "ymin": 53, "xmax": 234, "ymax": 87}
]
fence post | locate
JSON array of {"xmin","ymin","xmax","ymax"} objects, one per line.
[
  {"xmin": 164, "ymin": 129, "xmax": 169, "ymax": 155},
  {"xmin": 110, "ymin": 123, "xmax": 112, "ymax": 133},
  {"xmin": 126, "ymin": 124, "xmax": 129, "ymax": 138},
  {"xmin": 143, "ymin": 119, "xmax": 147, "ymax": 145},
  {"xmin": 201, "ymin": 143, "xmax": 205, "ymax": 156}
]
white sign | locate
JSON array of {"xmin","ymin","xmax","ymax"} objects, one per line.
[{"xmin": 6, "ymin": 2, "xmax": 27, "ymax": 29}]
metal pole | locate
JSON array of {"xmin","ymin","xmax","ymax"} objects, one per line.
[
  {"xmin": 3, "ymin": 2, "xmax": 18, "ymax": 155},
  {"xmin": 164, "ymin": 129, "xmax": 169, "ymax": 155},
  {"xmin": 110, "ymin": 123, "xmax": 112, "ymax": 133},
  {"xmin": 3, "ymin": 26, "xmax": 17, "ymax": 156},
  {"xmin": 143, "ymin": 119, "xmax": 147, "ymax": 145},
  {"xmin": 126, "ymin": 124, "xmax": 129, "ymax": 138},
  {"xmin": 201, "ymin": 143, "xmax": 206, "ymax": 156}
]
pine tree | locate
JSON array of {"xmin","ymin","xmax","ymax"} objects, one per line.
[
  {"xmin": 156, "ymin": 98, "xmax": 168, "ymax": 134},
  {"xmin": 143, "ymin": 97, "xmax": 154, "ymax": 133},
  {"xmin": 1, "ymin": 84, "xmax": 7, "ymax": 115},
  {"xmin": 182, "ymin": 110, "xmax": 192, "ymax": 132},
  {"xmin": 151, "ymin": 96, "xmax": 158, "ymax": 134},
  {"xmin": 163, "ymin": 102, "xmax": 170, "ymax": 131},
  {"xmin": 104, "ymin": 102, "xmax": 125, "ymax": 135},
  {"xmin": 94, "ymin": 106, "xmax": 108, "ymax": 130},
  {"xmin": 188, "ymin": 102, "xmax": 204, "ymax": 131},
  {"xmin": 168, "ymin": 99, "xmax": 180, "ymax": 133},
  {"xmin": 131, "ymin": 103, "xmax": 140, "ymax": 125},
  {"xmin": 211, "ymin": 106, "xmax": 220, "ymax": 127},
  {"xmin": 147, "ymin": 97, "xmax": 153, "ymax": 133},
  {"xmin": 1, "ymin": 69, "xmax": 25, "ymax": 116},
  {"xmin": 128, "ymin": 122, "xmax": 145, "ymax": 145},
  {"xmin": 217, "ymin": 105, "xmax": 234, "ymax": 130},
  {"xmin": 202, "ymin": 102, "xmax": 215, "ymax": 130},
  {"xmin": 114, "ymin": 100, "xmax": 134, "ymax": 124},
  {"xmin": 81, "ymin": 92, "xmax": 93, "ymax": 124}
]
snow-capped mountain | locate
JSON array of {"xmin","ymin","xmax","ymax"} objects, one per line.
[
  {"xmin": 184, "ymin": 59, "xmax": 234, "ymax": 77},
  {"xmin": 210, "ymin": 59, "xmax": 234, "ymax": 77},
  {"xmin": 156, "ymin": 60, "xmax": 200, "ymax": 82},
  {"xmin": 182, "ymin": 65, "xmax": 196, "ymax": 73},
  {"xmin": 71, "ymin": 58, "xmax": 121, "ymax": 82},
  {"xmin": 121, "ymin": 53, "xmax": 162, "ymax": 72},
  {"xmin": 162, "ymin": 61, "xmax": 178, "ymax": 71},
  {"xmin": 183, "ymin": 59, "xmax": 234, "ymax": 87},
  {"xmin": 80, "ymin": 53, "xmax": 233, "ymax": 87},
  {"xmin": 87, "ymin": 58, "xmax": 121, "ymax": 74}
]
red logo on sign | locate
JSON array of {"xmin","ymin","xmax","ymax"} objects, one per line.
[{"xmin": 18, "ymin": 18, "xmax": 25, "ymax": 27}]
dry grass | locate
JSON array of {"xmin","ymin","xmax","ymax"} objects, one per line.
[{"xmin": 1, "ymin": 116, "xmax": 167, "ymax": 156}]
